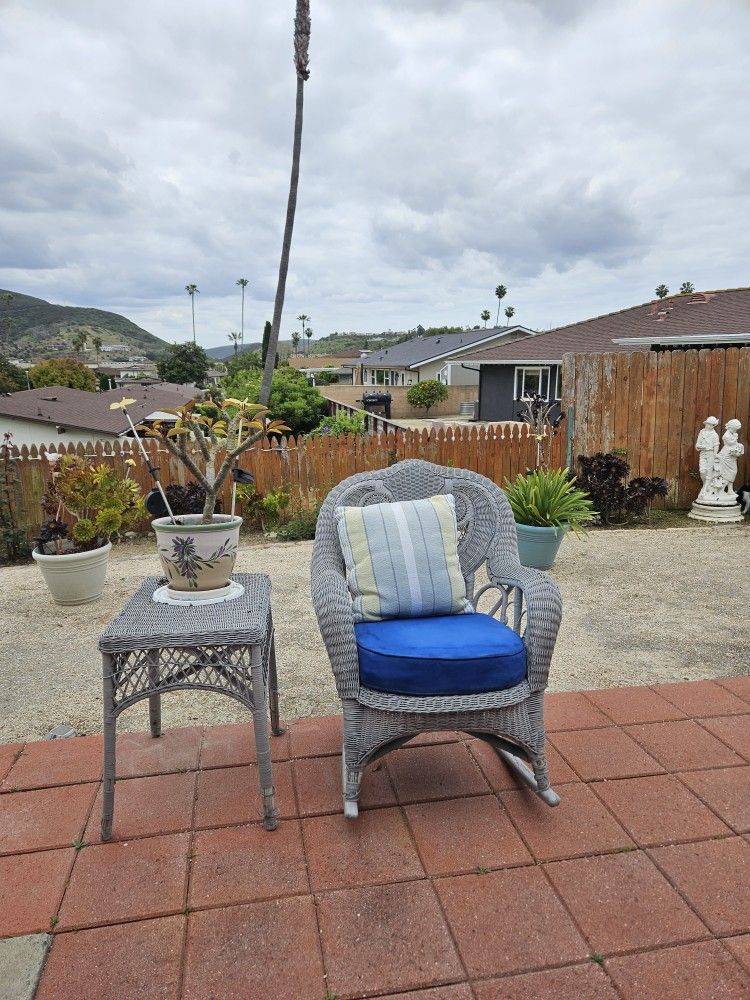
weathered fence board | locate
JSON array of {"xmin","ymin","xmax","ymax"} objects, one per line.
[{"xmin": 562, "ymin": 347, "xmax": 750, "ymax": 507}]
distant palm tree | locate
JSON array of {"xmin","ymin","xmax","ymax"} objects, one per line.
[
  {"xmin": 291, "ymin": 330, "xmax": 301, "ymax": 355},
  {"xmin": 480, "ymin": 309, "xmax": 491, "ymax": 327},
  {"xmin": 297, "ymin": 313, "xmax": 310, "ymax": 355},
  {"xmin": 304, "ymin": 326, "xmax": 313, "ymax": 356},
  {"xmin": 679, "ymin": 281, "xmax": 695, "ymax": 294},
  {"xmin": 655, "ymin": 284, "xmax": 669, "ymax": 300},
  {"xmin": 228, "ymin": 331, "xmax": 242, "ymax": 357},
  {"xmin": 185, "ymin": 284, "xmax": 199, "ymax": 342},
  {"xmin": 236, "ymin": 278, "xmax": 249, "ymax": 348},
  {"xmin": 494, "ymin": 284, "xmax": 507, "ymax": 326},
  {"xmin": 92, "ymin": 335, "xmax": 103, "ymax": 363},
  {"xmin": 504, "ymin": 306, "xmax": 515, "ymax": 324},
  {"xmin": 259, "ymin": 0, "xmax": 311, "ymax": 406}
]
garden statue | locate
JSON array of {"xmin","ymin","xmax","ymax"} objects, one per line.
[
  {"xmin": 689, "ymin": 416, "xmax": 745, "ymax": 522},
  {"xmin": 695, "ymin": 416, "xmax": 720, "ymax": 494}
]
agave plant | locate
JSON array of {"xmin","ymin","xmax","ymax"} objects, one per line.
[
  {"xmin": 503, "ymin": 468, "xmax": 596, "ymax": 535},
  {"xmin": 136, "ymin": 398, "xmax": 288, "ymax": 522}
]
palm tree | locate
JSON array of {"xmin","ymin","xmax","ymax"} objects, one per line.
[
  {"xmin": 480, "ymin": 309, "xmax": 491, "ymax": 327},
  {"xmin": 259, "ymin": 0, "xmax": 311, "ymax": 406},
  {"xmin": 185, "ymin": 284, "xmax": 199, "ymax": 343},
  {"xmin": 236, "ymin": 278, "xmax": 249, "ymax": 348},
  {"xmin": 679, "ymin": 281, "xmax": 695, "ymax": 294},
  {"xmin": 92, "ymin": 335, "xmax": 103, "ymax": 363},
  {"xmin": 494, "ymin": 284, "xmax": 507, "ymax": 326},
  {"xmin": 297, "ymin": 313, "xmax": 310, "ymax": 355},
  {"xmin": 504, "ymin": 306, "xmax": 515, "ymax": 324},
  {"xmin": 228, "ymin": 331, "xmax": 242, "ymax": 357},
  {"xmin": 291, "ymin": 330, "xmax": 301, "ymax": 356},
  {"xmin": 304, "ymin": 326, "xmax": 313, "ymax": 356},
  {"xmin": 655, "ymin": 284, "xmax": 669, "ymax": 300}
]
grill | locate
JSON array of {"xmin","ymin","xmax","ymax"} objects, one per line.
[{"xmin": 361, "ymin": 391, "xmax": 392, "ymax": 419}]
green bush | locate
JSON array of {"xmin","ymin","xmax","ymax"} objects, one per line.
[
  {"xmin": 30, "ymin": 358, "xmax": 97, "ymax": 392},
  {"xmin": 311, "ymin": 410, "xmax": 366, "ymax": 436},
  {"xmin": 406, "ymin": 379, "xmax": 448, "ymax": 416},
  {"xmin": 276, "ymin": 505, "xmax": 320, "ymax": 541},
  {"xmin": 221, "ymin": 366, "xmax": 327, "ymax": 436},
  {"xmin": 156, "ymin": 342, "xmax": 211, "ymax": 385}
]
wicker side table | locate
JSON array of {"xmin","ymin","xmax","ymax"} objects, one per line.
[{"xmin": 98, "ymin": 573, "xmax": 282, "ymax": 840}]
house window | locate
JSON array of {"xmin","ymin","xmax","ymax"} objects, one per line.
[
  {"xmin": 554, "ymin": 367, "xmax": 561, "ymax": 400},
  {"xmin": 514, "ymin": 366, "xmax": 551, "ymax": 400}
]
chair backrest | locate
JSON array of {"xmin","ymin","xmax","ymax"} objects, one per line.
[{"xmin": 314, "ymin": 459, "xmax": 519, "ymax": 598}]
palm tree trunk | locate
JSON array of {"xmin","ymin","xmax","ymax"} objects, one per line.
[
  {"xmin": 240, "ymin": 286, "xmax": 245, "ymax": 349},
  {"xmin": 260, "ymin": 75, "xmax": 304, "ymax": 405},
  {"xmin": 496, "ymin": 302, "xmax": 500, "ymax": 326},
  {"xmin": 192, "ymin": 298, "xmax": 196, "ymax": 344}
]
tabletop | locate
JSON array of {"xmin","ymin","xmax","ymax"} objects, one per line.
[{"xmin": 98, "ymin": 573, "xmax": 272, "ymax": 653}]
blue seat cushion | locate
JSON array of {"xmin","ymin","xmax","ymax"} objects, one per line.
[{"xmin": 354, "ymin": 613, "xmax": 527, "ymax": 697}]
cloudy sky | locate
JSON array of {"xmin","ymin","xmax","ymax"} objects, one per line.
[{"xmin": 1, "ymin": 0, "xmax": 749, "ymax": 348}]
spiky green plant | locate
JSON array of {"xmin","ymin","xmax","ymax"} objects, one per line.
[{"xmin": 503, "ymin": 468, "xmax": 595, "ymax": 535}]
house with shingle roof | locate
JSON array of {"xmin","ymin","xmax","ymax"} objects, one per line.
[
  {"xmin": 461, "ymin": 288, "xmax": 750, "ymax": 421},
  {"xmin": 0, "ymin": 383, "xmax": 197, "ymax": 447},
  {"xmin": 353, "ymin": 325, "xmax": 536, "ymax": 388}
]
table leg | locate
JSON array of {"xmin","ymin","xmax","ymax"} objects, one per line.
[
  {"xmin": 267, "ymin": 629, "xmax": 284, "ymax": 736},
  {"xmin": 250, "ymin": 646, "xmax": 278, "ymax": 831},
  {"xmin": 147, "ymin": 651, "xmax": 161, "ymax": 738},
  {"xmin": 101, "ymin": 654, "xmax": 117, "ymax": 842}
]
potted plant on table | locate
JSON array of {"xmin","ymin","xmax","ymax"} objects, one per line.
[
  {"xmin": 32, "ymin": 454, "xmax": 144, "ymax": 604},
  {"xmin": 503, "ymin": 467, "xmax": 595, "ymax": 570},
  {"xmin": 124, "ymin": 397, "xmax": 287, "ymax": 599}
]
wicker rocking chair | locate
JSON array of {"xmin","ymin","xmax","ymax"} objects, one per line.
[{"xmin": 311, "ymin": 459, "xmax": 563, "ymax": 817}]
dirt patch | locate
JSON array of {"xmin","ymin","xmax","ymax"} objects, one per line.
[{"xmin": 1, "ymin": 522, "xmax": 748, "ymax": 743}]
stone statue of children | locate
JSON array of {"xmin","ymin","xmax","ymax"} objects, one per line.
[
  {"xmin": 716, "ymin": 419, "xmax": 745, "ymax": 501},
  {"xmin": 695, "ymin": 416, "xmax": 720, "ymax": 502}
]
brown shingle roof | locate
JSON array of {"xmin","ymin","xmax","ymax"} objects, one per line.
[
  {"xmin": 462, "ymin": 288, "xmax": 750, "ymax": 363},
  {"xmin": 0, "ymin": 384, "xmax": 197, "ymax": 435}
]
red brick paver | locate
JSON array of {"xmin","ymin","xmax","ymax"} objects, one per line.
[
  {"xmin": 36, "ymin": 915, "xmax": 185, "ymax": 1000},
  {"xmin": 605, "ymin": 939, "xmax": 750, "ymax": 1000},
  {"xmin": 545, "ymin": 850, "xmax": 708, "ymax": 954},
  {"xmin": 0, "ymin": 680, "xmax": 747, "ymax": 1000}
]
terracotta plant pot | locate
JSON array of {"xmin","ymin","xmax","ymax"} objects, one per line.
[
  {"xmin": 152, "ymin": 514, "xmax": 242, "ymax": 594},
  {"xmin": 32, "ymin": 541, "xmax": 112, "ymax": 605}
]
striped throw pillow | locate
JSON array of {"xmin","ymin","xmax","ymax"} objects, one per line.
[{"xmin": 334, "ymin": 494, "xmax": 473, "ymax": 622}]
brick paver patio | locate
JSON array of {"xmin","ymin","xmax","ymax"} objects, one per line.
[{"xmin": 1, "ymin": 678, "xmax": 749, "ymax": 999}]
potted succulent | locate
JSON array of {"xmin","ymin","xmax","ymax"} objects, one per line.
[
  {"xmin": 503, "ymin": 467, "xmax": 595, "ymax": 570},
  {"xmin": 126, "ymin": 397, "xmax": 287, "ymax": 598},
  {"xmin": 33, "ymin": 454, "xmax": 144, "ymax": 604}
]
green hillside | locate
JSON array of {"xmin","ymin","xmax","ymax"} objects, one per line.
[{"xmin": 0, "ymin": 289, "xmax": 168, "ymax": 361}]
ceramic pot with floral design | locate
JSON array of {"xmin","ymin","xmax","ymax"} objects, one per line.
[{"xmin": 152, "ymin": 514, "xmax": 242, "ymax": 594}]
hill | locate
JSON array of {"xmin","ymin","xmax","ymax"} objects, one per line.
[{"xmin": 0, "ymin": 289, "xmax": 168, "ymax": 361}]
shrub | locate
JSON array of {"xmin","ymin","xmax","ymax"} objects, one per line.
[
  {"xmin": 276, "ymin": 505, "xmax": 320, "ymax": 541},
  {"xmin": 221, "ymin": 366, "xmax": 327, "ymax": 436},
  {"xmin": 156, "ymin": 342, "xmax": 211, "ymax": 385},
  {"xmin": 576, "ymin": 452, "xmax": 668, "ymax": 524},
  {"xmin": 311, "ymin": 411, "xmax": 366, "ymax": 436},
  {"xmin": 406, "ymin": 379, "xmax": 448, "ymax": 416}
]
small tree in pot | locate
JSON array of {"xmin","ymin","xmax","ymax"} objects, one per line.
[{"xmin": 131, "ymin": 397, "xmax": 288, "ymax": 596}]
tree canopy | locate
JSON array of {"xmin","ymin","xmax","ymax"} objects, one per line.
[
  {"xmin": 156, "ymin": 342, "xmax": 211, "ymax": 385},
  {"xmin": 222, "ymin": 365, "xmax": 326, "ymax": 435},
  {"xmin": 406, "ymin": 379, "xmax": 449, "ymax": 416},
  {"xmin": 30, "ymin": 358, "xmax": 97, "ymax": 391},
  {"xmin": 0, "ymin": 356, "xmax": 28, "ymax": 393}
]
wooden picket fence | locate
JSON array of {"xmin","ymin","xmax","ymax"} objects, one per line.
[
  {"xmin": 5, "ymin": 425, "xmax": 564, "ymax": 541},
  {"xmin": 560, "ymin": 347, "xmax": 750, "ymax": 507}
]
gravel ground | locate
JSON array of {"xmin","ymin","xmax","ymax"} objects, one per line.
[{"xmin": 1, "ymin": 523, "xmax": 748, "ymax": 744}]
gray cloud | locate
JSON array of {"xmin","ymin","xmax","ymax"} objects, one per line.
[{"xmin": 0, "ymin": 0, "xmax": 749, "ymax": 345}]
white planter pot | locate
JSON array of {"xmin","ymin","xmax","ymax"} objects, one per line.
[
  {"xmin": 32, "ymin": 542, "xmax": 112, "ymax": 605},
  {"xmin": 152, "ymin": 514, "xmax": 242, "ymax": 594}
]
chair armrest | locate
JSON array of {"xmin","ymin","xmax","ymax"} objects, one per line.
[
  {"xmin": 310, "ymin": 560, "xmax": 360, "ymax": 701},
  {"xmin": 485, "ymin": 559, "xmax": 562, "ymax": 692}
]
